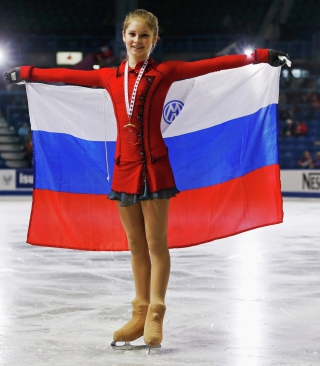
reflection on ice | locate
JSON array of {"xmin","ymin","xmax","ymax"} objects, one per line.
[
  {"xmin": 235, "ymin": 242, "xmax": 263, "ymax": 366},
  {"xmin": 0, "ymin": 197, "xmax": 320, "ymax": 365}
]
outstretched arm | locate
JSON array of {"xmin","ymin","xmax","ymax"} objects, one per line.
[
  {"xmin": 163, "ymin": 49, "xmax": 288, "ymax": 81},
  {"xmin": 4, "ymin": 66, "xmax": 114, "ymax": 88}
]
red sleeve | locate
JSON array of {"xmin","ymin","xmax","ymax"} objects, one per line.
[
  {"xmin": 20, "ymin": 66, "xmax": 115, "ymax": 88},
  {"xmin": 162, "ymin": 48, "xmax": 269, "ymax": 81},
  {"xmin": 254, "ymin": 49, "xmax": 269, "ymax": 63}
]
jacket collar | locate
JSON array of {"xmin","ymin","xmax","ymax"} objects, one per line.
[{"xmin": 117, "ymin": 57, "xmax": 155, "ymax": 76}]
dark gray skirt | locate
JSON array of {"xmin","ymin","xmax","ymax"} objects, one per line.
[{"xmin": 108, "ymin": 182, "xmax": 180, "ymax": 207}]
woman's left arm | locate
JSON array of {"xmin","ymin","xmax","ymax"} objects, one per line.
[{"xmin": 164, "ymin": 49, "xmax": 289, "ymax": 81}]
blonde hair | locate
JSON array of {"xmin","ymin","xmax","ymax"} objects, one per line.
[{"xmin": 123, "ymin": 9, "xmax": 159, "ymax": 36}]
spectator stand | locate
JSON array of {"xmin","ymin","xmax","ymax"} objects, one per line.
[
  {"xmin": 0, "ymin": 92, "xmax": 30, "ymax": 169},
  {"xmin": 278, "ymin": 68, "xmax": 320, "ymax": 171}
]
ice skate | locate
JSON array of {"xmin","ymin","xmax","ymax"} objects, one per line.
[
  {"xmin": 111, "ymin": 340, "xmax": 161, "ymax": 353},
  {"xmin": 111, "ymin": 300, "xmax": 149, "ymax": 350},
  {"xmin": 144, "ymin": 303, "xmax": 166, "ymax": 349}
]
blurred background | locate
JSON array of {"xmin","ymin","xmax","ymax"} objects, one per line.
[{"xmin": 0, "ymin": 0, "xmax": 319, "ymax": 173}]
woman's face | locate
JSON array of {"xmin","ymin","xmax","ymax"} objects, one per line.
[{"xmin": 122, "ymin": 18, "xmax": 157, "ymax": 64}]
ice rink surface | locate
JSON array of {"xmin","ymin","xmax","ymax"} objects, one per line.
[{"xmin": 0, "ymin": 196, "xmax": 319, "ymax": 366}]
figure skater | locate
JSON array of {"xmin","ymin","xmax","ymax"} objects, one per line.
[{"xmin": 4, "ymin": 8, "xmax": 289, "ymax": 351}]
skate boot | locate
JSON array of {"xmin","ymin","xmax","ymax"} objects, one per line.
[
  {"xmin": 113, "ymin": 300, "xmax": 149, "ymax": 343},
  {"xmin": 144, "ymin": 303, "xmax": 166, "ymax": 348}
]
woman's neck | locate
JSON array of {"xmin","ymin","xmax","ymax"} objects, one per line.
[{"xmin": 128, "ymin": 56, "xmax": 149, "ymax": 68}]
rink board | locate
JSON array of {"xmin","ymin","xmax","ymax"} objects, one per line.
[{"xmin": 1, "ymin": 169, "xmax": 319, "ymax": 197}]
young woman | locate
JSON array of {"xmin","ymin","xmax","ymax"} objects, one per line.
[{"xmin": 4, "ymin": 9, "xmax": 289, "ymax": 350}]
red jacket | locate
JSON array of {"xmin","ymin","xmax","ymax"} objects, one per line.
[{"xmin": 20, "ymin": 49, "xmax": 269, "ymax": 194}]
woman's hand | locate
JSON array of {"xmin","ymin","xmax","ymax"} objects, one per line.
[
  {"xmin": 3, "ymin": 67, "xmax": 21, "ymax": 83},
  {"xmin": 268, "ymin": 50, "xmax": 291, "ymax": 67}
]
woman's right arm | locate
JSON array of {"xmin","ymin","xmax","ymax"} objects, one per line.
[{"xmin": 4, "ymin": 66, "xmax": 113, "ymax": 88}]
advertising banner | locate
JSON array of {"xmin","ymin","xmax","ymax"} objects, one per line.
[
  {"xmin": 0, "ymin": 169, "xmax": 16, "ymax": 191},
  {"xmin": 16, "ymin": 169, "xmax": 34, "ymax": 189},
  {"xmin": 1, "ymin": 168, "xmax": 320, "ymax": 197},
  {"xmin": 281, "ymin": 170, "xmax": 320, "ymax": 196},
  {"xmin": 0, "ymin": 169, "xmax": 33, "ymax": 194}
]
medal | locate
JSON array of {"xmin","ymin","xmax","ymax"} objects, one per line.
[{"xmin": 124, "ymin": 58, "xmax": 149, "ymax": 128}]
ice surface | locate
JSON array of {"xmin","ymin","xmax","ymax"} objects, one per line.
[{"xmin": 0, "ymin": 196, "xmax": 320, "ymax": 366}]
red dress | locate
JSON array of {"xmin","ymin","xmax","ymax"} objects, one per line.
[{"xmin": 20, "ymin": 50, "xmax": 268, "ymax": 196}]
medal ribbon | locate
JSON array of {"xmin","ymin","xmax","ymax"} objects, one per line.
[{"xmin": 124, "ymin": 58, "xmax": 149, "ymax": 127}]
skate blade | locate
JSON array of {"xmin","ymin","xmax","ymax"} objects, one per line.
[{"xmin": 111, "ymin": 340, "xmax": 161, "ymax": 353}]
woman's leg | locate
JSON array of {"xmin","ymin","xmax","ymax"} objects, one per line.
[
  {"xmin": 117, "ymin": 201, "xmax": 151, "ymax": 304},
  {"xmin": 113, "ymin": 202, "xmax": 152, "ymax": 342},
  {"xmin": 141, "ymin": 198, "xmax": 170, "ymax": 346},
  {"xmin": 141, "ymin": 198, "xmax": 170, "ymax": 305}
]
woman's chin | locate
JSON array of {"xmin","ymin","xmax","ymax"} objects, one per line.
[{"xmin": 131, "ymin": 48, "xmax": 144, "ymax": 54}]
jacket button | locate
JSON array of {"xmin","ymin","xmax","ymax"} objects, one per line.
[
  {"xmin": 137, "ymin": 134, "xmax": 142, "ymax": 138},
  {"xmin": 140, "ymin": 151, "xmax": 144, "ymax": 155}
]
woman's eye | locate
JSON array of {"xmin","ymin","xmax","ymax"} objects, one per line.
[{"xmin": 127, "ymin": 32, "xmax": 149, "ymax": 37}]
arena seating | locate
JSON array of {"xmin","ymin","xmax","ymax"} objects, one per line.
[
  {"xmin": 139, "ymin": 0, "xmax": 271, "ymax": 36},
  {"xmin": 278, "ymin": 133, "xmax": 320, "ymax": 169},
  {"xmin": 284, "ymin": 0, "xmax": 320, "ymax": 39},
  {"xmin": 278, "ymin": 88, "xmax": 320, "ymax": 169},
  {"xmin": 0, "ymin": 0, "xmax": 115, "ymax": 35},
  {"xmin": 1, "ymin": 0, "xmax": 320, "ymax": 171},
  {"xmin": 1, "ymin": 0, "xmax": 269, "ymax": 36},
  {"xmin": 0, "ymin": 116, "xmax": 29, "ymax": 168}
]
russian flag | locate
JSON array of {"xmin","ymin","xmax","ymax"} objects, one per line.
[{"xmin": 25, "ymin": 63, "xmax": 283, "ymax": 251}]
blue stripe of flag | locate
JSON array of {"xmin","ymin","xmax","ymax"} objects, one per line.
[{"xmin": 33, "ymin": 104, "xmax": 278, "ymax": 194}]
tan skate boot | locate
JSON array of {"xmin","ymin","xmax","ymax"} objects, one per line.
[
  {"xmin": 143, "ymin": 303, "xmax": 166, "ymax": 346},
  {"xmin": 113, "ymin": 300, "xmax": 149, "ymax": 342}
]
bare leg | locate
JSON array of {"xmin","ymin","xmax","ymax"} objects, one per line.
[
  {"xmin": 141, "ymin": 198, "xmax": 170, "ymax": 346},
  {"xmin": 141, "ymin": 198, "xmax": 170, "ymax": 305},
  {"xmin": 117, "ymin": 202, "xmax": 151, "ymax": 304},
  {"xmin": 113, "ymin": 202, "xmax": 151, "ymax": 342},
  {"xmin": 114, "ymin": 198, "xmax": 170, "ymax": 345}
]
